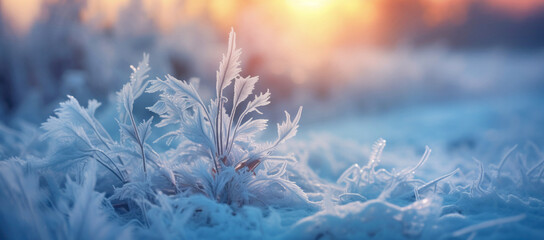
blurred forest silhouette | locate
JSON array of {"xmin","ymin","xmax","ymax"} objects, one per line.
[{"xmin": 1, "ymin": 0, "xmax": 543, "ymax": 125}]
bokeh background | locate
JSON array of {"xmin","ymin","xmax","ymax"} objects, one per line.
[{"xmin": 1, "ymin": 0, "xmax": 543, "ymax": 161}]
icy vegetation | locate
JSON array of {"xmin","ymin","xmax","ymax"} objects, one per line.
[{"xmin": 1, "ymin": 30, "xmax": 544, "ymax": 240}]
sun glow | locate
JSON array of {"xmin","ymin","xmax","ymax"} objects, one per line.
[
  {"xmin": 245, "ymin": 0, "xmax": 380, "ymax": 83},
  {"xmin": 2, "ymin": 0, "xmax": 543, "ymax": 86},
  {"xmin": 286, "ymin": 0, "xmax": 332, "ymax": 10},
  {"xmin": 1, "ymin": 0, "xmax": 43, "ymax": 34},
  {"xmin": 3, "ymin": 0, "xmax": 543, "ymax": 35}
]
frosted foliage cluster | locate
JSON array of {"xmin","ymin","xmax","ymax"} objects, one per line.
[{"xmin": 0, "ymin": 30, "xmax": 543, "ymax": 239}]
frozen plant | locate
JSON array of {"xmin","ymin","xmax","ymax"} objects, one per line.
[
  {"xmin": 38, "ymin": 29, "xmax": 307, "ymax": 213},
  {"xmin": 40, "ymin": 54, "xmax": 165, "ymax": 186},
  {"xmin": 337, "ymin": 138, "xmax": 459, "ymax": 203},
  {"xmin": 147, "ymin": 29, "xmax": 307, "ymax": 206}
]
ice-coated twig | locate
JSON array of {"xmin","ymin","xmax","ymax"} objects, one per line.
[
  {"xmin": 497, "ymin": 144, "xmax": 518, "ymax": 179},
  {"xmin": 452, "ymin": 214, "xmax": 525, "ymax": 237}
]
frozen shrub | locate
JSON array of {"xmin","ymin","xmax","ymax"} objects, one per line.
[
  {"xmin": 39, "ymin": 29, "xmax": 307, "ymax": 209},
  {"xmin": 146, "ymin": 29, "xmax": 307, "ymax": 206}
]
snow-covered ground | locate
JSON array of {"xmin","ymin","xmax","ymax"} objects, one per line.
[
  {"xmin": 280, "ymin": 92, "xmax": 544, "ymax": 239},
  {"xmin": 2, "ymin": 57, "xmax": 542, "ymax": 239}
]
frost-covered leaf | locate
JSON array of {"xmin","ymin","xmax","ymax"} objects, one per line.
[
  {"xmin": 129, "ymin": 53, "xmax": 151, "ymax": 99},
  {"xmin": 234, "ymin": 118, "xmax": 268, "ymax": 142},
  {"xmin": 40, "ymin": 96, "xmax": 117, "ymax": 172},
  {"xmin": 216, "ymin": 29, "xmax": 242, "ymax": 97},
  {"xmin": 243, "ymin": 90, "xmax": 271, "ymax": 116},
  {"xmin": 119, "ymin": 117, "xmax": 153, "ymax": 145},
  {"xmin": 181, "ymin": 108, "xmax": 214, "ymax": 152},
  {"xmin": 118, "ymin": 53, "xmax": 151, "ymax": 123},
  {"xmin": 275, "ymin": 106, "xmax": 303, "ymax": 145},
  {"xmin": 42, "ymin": 95, "xmax": 112, "ymax": 148},
  {"xmin": 233, "ymin": 76, "xmax": 258, "ymax": 108},
  {"xmin": 147, "ymin": 75, "xmax": 204, "ymax": 110}
]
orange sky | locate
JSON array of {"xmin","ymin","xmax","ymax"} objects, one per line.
[
  {"xmin": 1, "ymin": 0, "xmax": 543, "ymax": 85},
  {"xmin": 2, "ymin": 0, "xmax": 544, "ymax": 35}
]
